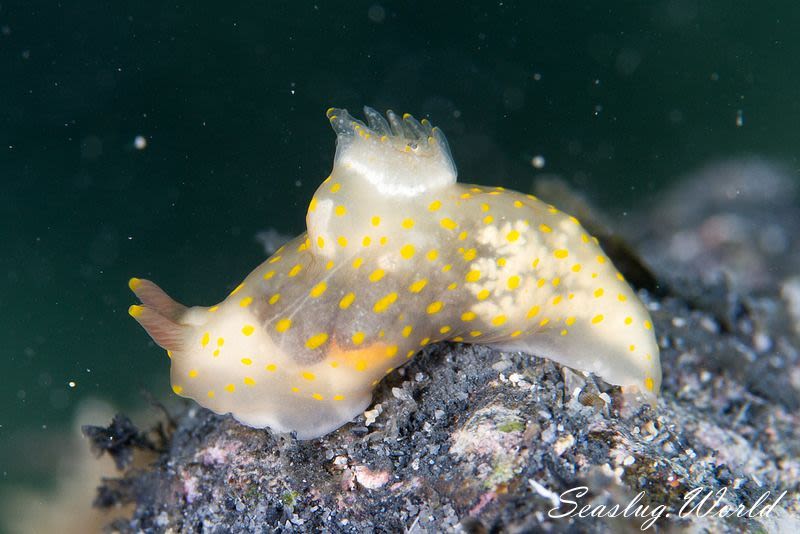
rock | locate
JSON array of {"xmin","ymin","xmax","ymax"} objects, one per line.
[{"xmin": 88, "ymin": 160, "xmax": 800, "ymax": 533}]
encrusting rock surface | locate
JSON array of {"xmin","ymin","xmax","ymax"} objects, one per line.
[{"xmin": 87, "ymin": 159, "xmax": 800, "ymax": 532}]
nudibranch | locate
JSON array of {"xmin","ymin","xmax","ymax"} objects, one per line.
[{"xmin": 129, "ymin": 107, "xmax": 661, "ymax": 439}]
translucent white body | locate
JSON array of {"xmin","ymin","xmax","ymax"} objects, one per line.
[{"xmin": 129, "ymin": 107, "xmax": 661, "ymax": 439}]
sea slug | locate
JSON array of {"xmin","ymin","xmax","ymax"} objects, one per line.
[{"xmin": 129, "ymin": 107, "xmax": 661, "ymax": 439}]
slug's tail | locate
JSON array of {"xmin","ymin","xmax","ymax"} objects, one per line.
[{"xmin": 128, "ymin": 277, "xmax": 188, "ymax": 353}]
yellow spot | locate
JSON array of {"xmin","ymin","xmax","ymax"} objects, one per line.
[
  {"xmin": 629, "ymin": 344, "xmax": 636, "ymax": 352},
  {"xmin": 128, "ymin": 277, "xmax": 142, "ymax": 290},
  {"xmin": 560, "ymin": 329, "xmax": 568, "ymax": 336},
  {"xmin": 400, "ymin": 325, "xmax": 413, "ymax": 338},
  {"xmin": 201, "ymin": 332, "xmax": 210, "ymax": 347},
  {"xmin": 460, "ymin": 192, "xmax": 471, "ymax": 199},
  {"xmin": 225, "ymin": 384, "xmax": 235, "ymax": 393},
  {"xmin": 510, "ymin": 330, "xmax": 522, "ymax": 338},
  {"xmin": 409, "ymin": 278, "xmax": 428, "ymax": 293},
  {"xmin": 301, "ymin": 371, "xmax": 316, "ymax": 381},
  {"xmin": 554, "ymin": 249, "xmax": 569, "ymax": 259},
  {"xmin": 335, "ymin": 236, "xmax": 347, "ymax": 247},
  {"xmin": 465, "ymin": 270, "xmax": 481, "ymax": 282},
  {"xmin": 380, "ymin": 236, "xmax": 389, "ymax": 246},
  {"xmin": 288, "ymin": 264, "xmax": 303, "ymax": 277},
  {"xmin": 269, "ymin": 293, "xmax": 280, "ymax": 305},
  {"xmin": 426, "ymin": 249, "xmax": 439, "ymax": 261},
  {"xmin": 265, "ymin": 363, "xmax": 277, "ymax": 372},
  {"xmin": 352, "ymin": 257, "xmax": 364, "ymax": 269},
  {"xmin": 349, "ymin": 331, "xmax": 365, "ymax": 346},
  {"xmin": 291, "ymin": 387, "xmax": 299, "ymax": 393},
  {"xmin": 618, "ymin": 293, "xmax": 627, "ymax": 302},
  {"xmin": 565, "ymin": 316, "xmax": 576, "ymax": 326},
  {"xmin": 207, "ymin": 390, "xmax": 215, "ymax": 398},
  {"xmin": 497, "ymin": 257, "xmax": 507, "ymax": 267},
  {"xmin": 594, "ymin": 288, "xmax": 604, "ymax": 298},
  {"xmin": 361, "ymin": 236, "xmax": 372, "ymax": 247},
  {"xmin": 539, "ymin": 224, "xmax": 552, "ymax": 233},
  {"xmin": 167, "ymin": 350, "xmax": 173, "ymax": 359},
  {"xmin": 625, "ymin": 316, "xmax": 633, "ymax": 325},
  {"xmin": 440, "ymin": 325, "xmax": 451, "ymax": 334},
  {"xmin": 461, "ymin": 311, "xmax": 476, "ymax": 321},
  {"xmin": 532, "ymin": 258, "xmax": 540, "ymax": 268},
  {"xmin": 355, "ymin": 360, "xmax": 367, "ymax": 372},
  {"xmin": 469, "ymin": 331, "xmax": 482, "ymax": 338},
  {"xmin": 310, "ymin": 281, "xmax": 327, "ymax": 297},
  {"xmin": 552, "ymin": 277, "xmax": 561, "ymax": 287},
  {"xmin": 644, "ymin": 320, "xmax": 653, "ymax": 330},
  {"xmin": 275, "ymin": 318, "xmax": 292, "ymax": 333},
  {"xmin": 306, "ymin": 333, "xmax": 329, "ymax": 350},
  {"xmin": 592, "ymin": 273, "xmax": 598, "ymax": 278},
  {"xmin": 339, "ymin": 292, "xmax": 355, "ymax": 309},
  {"xmin": 507, "ymin": 275, "xmax": 521, "ymax": 290},
  {"xmin": 308, "ymin": 197, "xmax": 318, "ymax": 212},
  {"xmin": 483, "ymin": 215, "xmax": 494, "ymax": 224},
  {"xmin": 317, "ymin": 236, "xmax": 325, "ymax": 249},
  {"xmin": 644, "ymin": 377, "xmax": 655, "ymax": 392},
  {"xmin": 526, "ymin": 305, "xmax": 541, "ymax": 319},
  {"xmin": 371, "ymin": 216, "xmax": 381, "ymax": 226},
  {"xmin": 447, "ymin": 282, "xmax": 458, "ymax": 291},
  {"xmin": 188, "ymin": 369, "xmax": 199, "ymax": 378},
  {"xmin": 402, "ymin": 218, "xmax": 415, "ymax": 229},
  {"xmin": 263, "ymin": 270, "xmax": 276, "ymax": 280},
  {"xmin": 268, "ymin": 255, "xmax": 282, "ymax": 264},
  {"xmin": 400, "ymin": 244, "xmax": 415, "ymax": 259},
  {"xmin": 213, "ymin": 349, "xmax": 220, "ymax": 357},
  {"xmin": 369, "ymin": 269, "xmax": 385, "ymax": 282},
  {"xmin": 537, "ymin": 279, "xmax": 546, "ymax": 288},
  {"xmin": 386, "ymin": 345, "xmax": 398, "ymax": 357},
  {"xmin": 462, "ymin": 248, "xmax": 477, "ymax": 261},
  {"xmin": 477, "ymin": 289, "xmax": 490, "ymax": 301},
  {"xmin": 373, "ymin": 292, "xmax": 398, "ymax": 313},
  {"xmin": 596, "ymin": 255, "xmax": 606, "ymax": 264},
  {"xmin": 334, "ymin": 205, "xmax": 347, "ymax": 217},
  {"xmin": 453, "ymin": 336, "xmax": 464, "ymax": 342},
  {"xmin": 513, "ymin": 200, "xmax": 523, "ymax": 208},
  {"xmin": 552, "ymin": 295, "xmax": 562, "ymax": 305},
  {"xmin": 458, "ymin": 231, "xmax": 468, "ymax": 241},
  {"xmin": 428, "ymin": 200, "xmax": 442, "ymax": 211},
  {"xmin": 581, "ymin": 234, "xmax": 590, "ymax": 243},
  {"xmin": 491, "ymin": 315, "xmax": 507, "ymax": 326},
  {"xmin": 572, "ymin": 264, "xmax": 582, "ymax": 273},
  {"xmin": 480, "ymin": 202, "xmax": 491, "ymax": 212},
  {"xmin": 242, "ymin": 325, "xmax": 255, "ymax": 336},
  {"xmin": 218, "ymin": 336, "xmax": 225, "ymax": 346},
  {"xmin": 172, "ymin": 384, "xmax": 183, "ymax": 394},
  {"xmin": 128, "ymin": 305, "xmax": 143, "ymax": 318},
  {"xmin": 241, "ymin": 358, "xmax": 252, "ymax": 366},
  {"xmin": 591, "ymin": 314, "xmax": 604, "ymax": 324},
  {"xmin": 244, "ymin": 377, "xmax": 256, "ymax": 386},
  {"xmin": 506, "ymin": 229, "xmax": 520, "ymax": 242},
  {"xmin": 616, "ymin": 272, "xmax": 625, "ymax": 281},
  {"xmin": 330, "ymin": 182, "xmax": 341, "ymax": 193},
  {"xmin": 420, "ymin": 337, "xmax": 431, "ymax": 346},
  {"xmin": 208, "ymin": 305, "xmax": 219, "ymax": 312},
  {"xmin": 427, "ymin": 301, "xmax": 444, "ymax": 314},
  {"xmin": 239, "ymin": 296, "xmax": 253, "ymax": 307},
  {"xmin": 312, "ymin": 393, "xmax": 324, "ymax": 401},
  {"xmin": 569, "ymin": 216, "xmax": 580, "ymax": 225},
  {"xmin": 440, "ymin": 217, "xmax": 458, "ymax": 230},
  {"xmin": 539, "ymin": 318, "xmax": 550, "ymax": 327}
]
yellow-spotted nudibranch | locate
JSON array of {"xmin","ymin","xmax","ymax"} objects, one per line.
[{"xmin": 128, "ymin": 107, "xmax": 661, "ymax": 439}]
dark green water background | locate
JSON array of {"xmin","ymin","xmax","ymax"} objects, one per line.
[{"xmin": 2, "ymin": 1, "xmax": 798, "ymax": 493}]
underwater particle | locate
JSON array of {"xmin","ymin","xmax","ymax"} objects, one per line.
[
  {"xmin": 531, "ymin": 155, "xmax": 546, "ymax": 169},
  {"xmin": 134, "ymin": 135, "xmax": 147, "ymax": 150}
]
